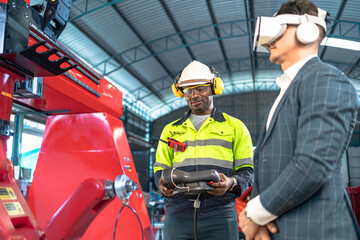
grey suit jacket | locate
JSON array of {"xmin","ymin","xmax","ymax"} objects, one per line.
[{"xmin": 252, "ymin": 57, "xmax": 359, "ymax": 240}]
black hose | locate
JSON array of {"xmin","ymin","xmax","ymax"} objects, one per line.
[
  {"xmin": 194, "ymin": 206, "xmax": 198, "ymax": 240},
  {"xmin": 113, "ymin": 204, "xmax": 144, "ymax": 240},
  {"xmin": 193, "ymin": 193, "xmax": 201, "ymax": 240}
]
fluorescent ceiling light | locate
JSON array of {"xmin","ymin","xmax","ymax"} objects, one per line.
[{"xmin": 321, "ymin": 37, "xmax": 360, "ymax": 51}]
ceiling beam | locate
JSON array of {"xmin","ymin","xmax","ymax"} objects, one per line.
[
  {"xmin": 347, "ymin": 57, "xmax": 360, "ymax": 77},
  {"xmin": 68, "ymin": 20, "xmax": 166, "ymax": 105},
  {"xmin": 320, "ymin": 0, "xmax": 348, "ymax": 59},
  {"xmin": 110, "ymin": 0, "xmax": 174, "ymax": 79},
  {"xmin": 326, "ymin": 60, "xmax": 360, "ymax": 80},
  {"xmin": 244, "ymin": 0, "xmax": 261, "ymax": 135},
  {"xmin": 248, "ymin": 0, "xmax": 258, "ymax": 69},
  {"xmin": 69, "ymin": 0, "xmax": 124, "ymax": 22},
  {"xmin": 93, "ymin": 18, "xmax": 359, "ymax": 77},
  {"xmin": 205, "ymin": 0, "xmax": 232, "ymax": 83},
  {"xmin": 94, "ymin": 20, "xmax": 250, "ymax": 75},
  {"xmin": 243, "ymin": 0, "xmax": 256, "ymax": 86},
  {"xmin": 68, "ymin": 1, "xmax": 166, "ymax": 106},
  {"xmin": 159, "ymin": 0, "xmax": 195, "ymax": 60}
]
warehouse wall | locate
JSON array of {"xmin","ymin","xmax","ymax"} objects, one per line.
[{"xmin": 132, "ymin": 150, "xmax": 151, "ymax": 192}]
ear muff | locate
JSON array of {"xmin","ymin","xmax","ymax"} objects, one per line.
[
  {"xmin": 172, "ymin": 83, "xmax": 184, "ymax": 98},
  {"xmin": 209, "ymin": 66, "xmax": 223, "ymax": 96},
  {"xmin": 172, "ymin": 71, "xmax": 185, "ymax": 98},
  {"xmin": 212, "ymin": 77, "xmax": 224, "ymax": 95},
  {"xmin": 296, "ymin": 21, "xmax": 319, "ymax": 44}
]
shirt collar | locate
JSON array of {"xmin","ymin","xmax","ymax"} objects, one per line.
[
  {"xmin": 276, "ymin": 54, "xmax": 318, "ymax": 90},
  {"xmin": 275, "ymin": 73, "xmax": 291, "ymax": 89},
  {"xmin": 284, "ymin": 54, "xmax": 318, "ymax": 81},
  {"xmin": 173, "ymin": 107, "xmax": 226, "ymax": 125}
]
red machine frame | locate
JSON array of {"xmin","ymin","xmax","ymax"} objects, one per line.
[{"xmin": 0, "ymin": 0, "xmax": 153, "ymax": 239}]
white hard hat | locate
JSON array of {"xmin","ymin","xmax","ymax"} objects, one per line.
[{"xmin": 177, "ymin": 60, "xmax": 214, "ymax": 88}]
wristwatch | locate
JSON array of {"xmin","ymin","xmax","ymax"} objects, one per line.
[{"xmin": 229, "ymin": 177, "xmax": 238, "ymax": 191}]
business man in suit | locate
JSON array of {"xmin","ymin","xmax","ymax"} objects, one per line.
[{"xmin": 238, "ymin": 0, "xmax": 359, "ymax": 239}]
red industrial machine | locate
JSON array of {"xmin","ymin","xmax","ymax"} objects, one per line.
[{"xmin": 0, "ymin": 0, "xmax": 153, "ymax": 239}]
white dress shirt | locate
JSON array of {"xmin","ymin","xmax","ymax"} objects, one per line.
[
  {"xmin": 266, "ymin": 73, "xmax": 291, "ymax": 130},
  {"xmin": 246, "ymin": 54, "xmax": 318, "ymax": 226}
]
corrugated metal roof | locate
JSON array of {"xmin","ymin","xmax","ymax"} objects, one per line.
[
  {"xmin": 166, "ymin": 0, "xmax": 213, "ymax": 31},
  {"xmin": 118, "ymin": 0, "xmax": 176, "ymax": 41},
  {"xmin": 212, "ymin": 1, "xmax": 246, "ymax": 22}
]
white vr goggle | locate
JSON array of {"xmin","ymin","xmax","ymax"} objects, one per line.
[{"xmin": 253, "ymin": 8, "xmax": 327, "ymax": 52}]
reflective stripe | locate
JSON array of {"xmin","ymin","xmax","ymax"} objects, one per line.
[
  {"xmin": 239, "ymin": 164, "xmax": 253, "ymax": 168},
  {"xmin": 185, "ymin": 139, "xmax": 233, "ymax": 149},
  {"xmin": 154, "ymin": 162, "xmax": 171, "ymax": 169},
  {"xmin": 173, "ymin": 158, "xmax": 233, "ymax": 170},
  {"xmin": 234, "ymin": 157, "xmax": 253, "ymax": 167}
]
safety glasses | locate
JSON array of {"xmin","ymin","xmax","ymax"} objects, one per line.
[{"xmin": 183, "ymin": 84, "xmax": 211, "ymax": 97}]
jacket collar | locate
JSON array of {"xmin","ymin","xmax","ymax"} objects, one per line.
[{"xmin": 173, "ymin": 107, "xmax": 226, "ymax": 125}]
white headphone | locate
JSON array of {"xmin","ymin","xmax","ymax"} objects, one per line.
[{"xmin": 296, "ymin": 21, "xmax": 320, "ymax": 44}]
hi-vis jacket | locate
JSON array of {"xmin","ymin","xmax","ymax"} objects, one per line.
[{"xmin": 154, "ymin": 108, "xmax": 254, "ymax": 218}]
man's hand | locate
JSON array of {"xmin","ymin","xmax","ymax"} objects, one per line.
[
  {"xmin": 158, "ymin": 178, "xmax": 174, "ymax": 197},
  {"xmin": 239, "ymin": 210, "xmax": 278, "ymax": 240},
  {"xmin": 254, "ymin": 222, "xmax": 278, "ymax": 240},
  {"xmin": 254, "ymin": 226, "xmax": 270, "ymax": 240},
  {"xmin": 239, "ymin": 210, "xmax": 260, "ymax": 240},
  {"xmin": 207, "ymin": 173, "xmax": 233, "ymax": 196}
]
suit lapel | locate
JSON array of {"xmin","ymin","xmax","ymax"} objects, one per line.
[
  {"xmin": 258, "ymin": 57, "xmax": 321, "ymax": 151},
  {"xmin": 256, "ymin": 91, "xmax": 279, "ymax": 150},
  {"xmin": 261, "ymin": 84, "xmax": 293, "ymax": 147}
]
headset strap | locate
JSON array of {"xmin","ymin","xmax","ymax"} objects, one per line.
[{"xmin": 275, "ymin": 13, "xmax": 326, "ymax": 31}]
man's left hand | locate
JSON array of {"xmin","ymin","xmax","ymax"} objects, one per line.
[
  {"xmin": 239, "ymin": 210, "xmax": 260, "ymax": 240},
  {"xmin": 207, "ymin": 173, "xmax": 233, "ymax": 196},
  {"xmin": 254, "ymin": 226, "xmax": 271, "ymax": 240}
]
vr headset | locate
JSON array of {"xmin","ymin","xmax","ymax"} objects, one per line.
[{"xmin": 253, "ymin": 8, "xmax": 327, "ymax": 52}]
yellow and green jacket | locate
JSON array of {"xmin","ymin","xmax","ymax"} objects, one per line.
[{"xmin": 154, "ymin": 108, "xmax": 254, "ymax": 218}]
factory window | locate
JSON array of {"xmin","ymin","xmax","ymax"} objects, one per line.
[
  {"xmin": 19, "ymin": 119, "xmax": 45, "ymax": 182},
  {"xmin": 8, "ymin": 113, "xmax": 45, "ymax": 182}
]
